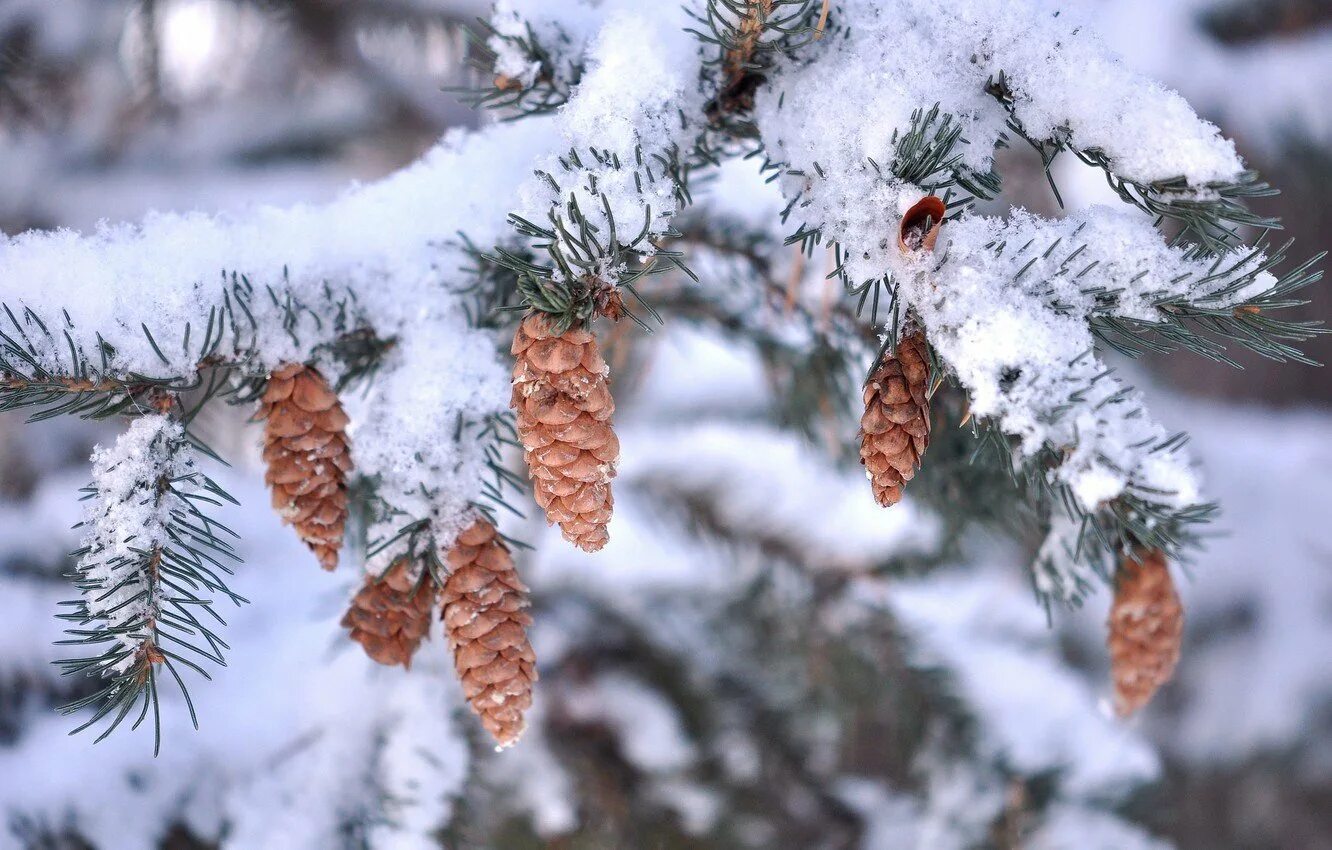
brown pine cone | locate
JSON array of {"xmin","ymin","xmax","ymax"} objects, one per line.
[
  {"xmin": 260, "ymin": 363, "xmax": 352, "ymax": 570},
  {"xmin": 859, "ymin": 331, "xmax": 931, "ymax": 507},
  {"xmin": 342, "ymin": 558, "xmax": 436, "ymax": 668},
  {"xmin": 441, "ymin": 519, "xmax": 537, "ymax": 748},
  {"xmin": 511, "ymin": 313, "xmax": 618, "ymax": 553},
  {"xmin": 1108, "ymin": 548, "xmax": 1183, "ymax": 717}
]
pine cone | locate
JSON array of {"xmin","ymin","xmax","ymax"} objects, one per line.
[
  {"xmin": 260, "ymin": 363, "xmax": 351, "ymax": 570},
  {"xmin": 1108, "ymin": 548, "xmax": 1183, "ymax": 717},
  {"xmin": 511, "ymin": 313, "xmax": 618, "ymax": 552},
  {"xmin": 859, "ymin": 331, "xmax": 931, "ymax": 507},
  {"xmin": 342, "ymin": 558, "xmax": 436, "ymax": 668},
  {"xmin": 441, "ymin": 519, "xmax": 537, "ymax": 748}
]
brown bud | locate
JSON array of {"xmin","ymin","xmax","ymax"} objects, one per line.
[{"xmin": 899, "ymin": 195, "xmax": 946, "ymax": 254}]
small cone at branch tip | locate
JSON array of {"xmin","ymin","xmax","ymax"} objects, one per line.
[
  {"xmin": 341, "ymin": 558, "xmax": 436, "ymax": 668},
  {"xmin": 856, "ymin": 196, "xmax": 945, "ymax": 508},
  {"xmin": 259, "ymin": 363, "xmax": 351, "ymax": 570},
  {"xmin": 511, "ymin": 312, "xmax": 617, "ymax": 552},
  {"xmin": 440, "ymin": 519, "xmax": 537, "ymax": 748},
  {"xmin": 1108, "ymin": 548, "xmax": 1183, "ymax": 717},
  {"xmin": 899, "ymin": 195, "xmax": 946, "ymax": 254},
  {"xmin": 859, "ymin": 330, "xmax": 932, "ymax": 507}
]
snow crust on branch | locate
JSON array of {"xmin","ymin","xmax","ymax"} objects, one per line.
[
  {"xmin": 488, "ymin": 0, "xmax": 603, "ymax": 88},
  {"xmin": 347, "ymin": 321, "xmax": 510, "ymax": 562},
  {"xmin": 513, "ymin": 2, "xmax": 706, "ymax": 288},
  {"xmin": 897, "ymin": 206, "xmax": 1270, "ymax": 511},
  {"xmin": 0, "ymin": 120, "xmax": 546, "ymax": 377},
  {"xmin": 1, "ymin": 120, "xmax": 553, "ymax": 550},
  {"xmin": 756, "ymin": 0, "xmax": 1243, "ymax": 195}
]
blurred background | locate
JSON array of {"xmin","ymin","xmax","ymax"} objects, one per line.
[{"xmin": 0, "ymin": 1, "xmax": 1328, "ymax": 848}]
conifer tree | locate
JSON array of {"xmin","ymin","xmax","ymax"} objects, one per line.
[{"xmin": 0, "ymin": 0, "xmax": 1324, "ymax": 847}]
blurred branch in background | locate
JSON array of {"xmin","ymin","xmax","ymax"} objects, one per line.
[{"xmin": 0, "ymin": 0, "xmax": 483, "ymax": 233}]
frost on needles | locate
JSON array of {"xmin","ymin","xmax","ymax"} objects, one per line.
[
  {"xmin": 56, "ymin": 414, "xmax": 241, "ymax": 751},
  {"xmin": 0, "ymin": 0, "xmax": 1322, "ymax": 746}
]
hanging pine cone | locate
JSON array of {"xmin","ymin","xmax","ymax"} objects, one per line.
[
  {"xmin": 511, "ymin": 313, "xmax": 618, "ymax": 552},
  {"xmin": 342, "ymin": 558, "xmax": 436, "ymax": 668},
  {"xmin": 859, "ymin": 331, "xmax": 931, "ymax": 507},
  {"xmin": 441, "ymin": 519, "xmax": 537, "ymax": 748},
  {"xmin": 1108, "ymin": 548, "xmax": 1183, "ymax": 717},
  {"xmin": 259, "ymin": 363, "xmax": 351, "ymax": 570},
  {"xmin": 856, "ymin": 195, "xmax": 946, "ymax": 508}
]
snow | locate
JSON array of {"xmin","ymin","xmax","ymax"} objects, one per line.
[
  {"xmin": 0, "ymin": 1, "xmax": 1324, "ymax": 846},
  {"xmin": 562, "ymin": 671, "xmax": 698, "ymax": 771},
  {"xmin": 757, "ymin": 0, "xmax": 1243, "ymax": 190},
  {"xmin": 897, "ymin": 205, "xmax": 1267, "ymax": 514},
  {"xmin": 1096, "ymin": 0, "xmax": 1332, "ymax": 158},
  {"xmin": 1064, "ymin": 390, "xmax": 1332, "ymax": 770},
  {"xmin": 73, "ymin": 415, "xmax": 194, "ymax": 672},
  {"xmin": 481, "ymin": 696, "xmax": 579, "ymax": 836},
  {"xmin": 734, "ymin": 0, "xmax": 1284, "ymax": 570},
  {"xmin": 345, "ymin": 320, "xmax": 511, "ymax": 569},
  {"xmin": 835, "ymin": 778, "xmax": 920, "ymax": 849},
  {"xmin": 513, "ymin": 2, "xmax": 706, "ymax": 289},
  {"xmin": 622, "ymin": 420, "xmax": 942, "ymax": 568},
  {"xmin": 0, "ymin": 120, "xmax": 545, "ymax": 378},
  {"xmin": 0, "ymin": 467, "xmax": 471, "ymax": 850},
  {"xmin": 1, "ymin": 119, "xmax": 555, "ymax": 550},
  {"xmin": 1031, "ymin": 803, "xmax": 1172, "ymax": 850},
  {"xmin": 487, "ymin": 0, "xmax": 603, "ymax": 88}
]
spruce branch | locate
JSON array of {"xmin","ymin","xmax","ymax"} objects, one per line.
[
  {"xmin": 453, "ymin": 15, "xmax": 580, "ymax": 119},
  {"xmin": 54, "ymin": 414, "xmax": 242, "ymax": 753},
  {"xmin": 1089, "ymin": 240, "xmax": 1327, "ymax": 365},
  {"xmin": 495, "ymin": 143, "xmax": 693, "ymax": 331},
  {"xmin": 0, "ymin": 268, "xmax": 382, "ymax": 425},
  {"xmin": 771, "ymin": 106, "xmax": 1000, "ymax": 324},
  {"xmin": 688, "ymin": 0, "xmax": 827, "ymax": 120},
  {"xmin": 986, "ymin": 70, "xmax": 1281, "ymax": 254}
]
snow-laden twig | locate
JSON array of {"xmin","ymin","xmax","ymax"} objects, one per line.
[{"xmin": 57, "ymin": 414, "xmax": 241, "ymax": 752}]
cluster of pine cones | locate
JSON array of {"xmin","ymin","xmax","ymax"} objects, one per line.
[
  {"xmin": 856, "ymin": 196, "xmax": 1182, "ymax": 717},
  {"xmin": 259, "ymin": 365, "xmax": 536, "ymax": 746},
  {"xmin": 255, "ymin": 196, "xmax": 1183, "ymax": 748},
  {"xmin": 341, "ymin": 520, "xmax": 537, "ymax": 746}
]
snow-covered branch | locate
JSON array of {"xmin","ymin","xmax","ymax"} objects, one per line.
[{"xmin": 57, "ymin": 414, "xmax": 240, "ymax": 749}]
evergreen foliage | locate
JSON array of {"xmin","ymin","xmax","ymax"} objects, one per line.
[{"xmin": 0, "ymin": 8, "xmax": 1322, "ymax": 848}]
